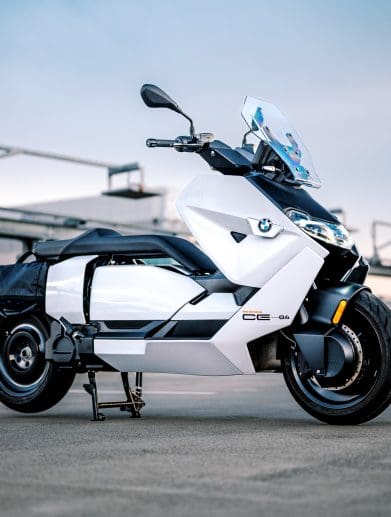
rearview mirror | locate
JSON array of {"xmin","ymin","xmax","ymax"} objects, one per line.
[
  {"xmin": 140, "ymin": 83, "xmax": 196, "ymax": 139},
  {"xmin": 140, "ymin": 84, "xmax": 180, "ymax": 112}
]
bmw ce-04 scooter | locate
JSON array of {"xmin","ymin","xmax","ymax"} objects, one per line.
[{"xmin": 0, "ymin": 84, "xmax": 390, "ymax": 424}]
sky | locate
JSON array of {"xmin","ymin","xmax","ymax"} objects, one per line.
[{"xmin": 0, "ymin": 0, "xmax": 390, "ymax": 256}]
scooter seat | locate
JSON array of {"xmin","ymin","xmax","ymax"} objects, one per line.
[{"xmin": 33, "ymin": 228, "xmax": 217, "ymax": 274}]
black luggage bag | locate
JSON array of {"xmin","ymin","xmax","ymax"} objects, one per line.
[{"xmin": 0, "ymin": 262, "xmax": 48, "ymax": 315}]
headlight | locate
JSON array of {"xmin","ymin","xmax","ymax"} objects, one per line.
[{"xmin": 286, "ymin": 209, "xmax": 354, "ymax": 250}]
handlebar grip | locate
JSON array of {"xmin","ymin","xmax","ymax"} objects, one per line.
[{"xmin": 146, "ymin": 138, "xmax": 176, "ymax": 148}]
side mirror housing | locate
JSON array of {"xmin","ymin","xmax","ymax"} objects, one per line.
[
  {"xmin": 140, "ymin": 83, "xmax": 196, "ymax": 139},
  {"xmin": 140, "ymin": 84, "xmax": 180, "ymax": 112}
]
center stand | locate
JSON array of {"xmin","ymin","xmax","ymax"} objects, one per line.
[{"xmin": 83, "ymin": 370, "xmax": 145, "ymax": 421}]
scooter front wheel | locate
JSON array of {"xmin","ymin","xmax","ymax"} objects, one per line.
[
  {"xmin": 0, "ymin": 315, "xmax": 75, "ymax": 413},
  {"xmin": 281, "ymin": 291, "xmax": 391, "ymax": 425}
]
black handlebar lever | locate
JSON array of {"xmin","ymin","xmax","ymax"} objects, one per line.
[
  {"xmin": 146, "ymin": 137, "xmax": 203, "ymax": 152},
  {"xmin": 146, "ymin": 133, "xmax": 214, "ymax": 153}
]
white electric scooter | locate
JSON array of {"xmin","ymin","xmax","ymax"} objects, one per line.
[{"xmin": 0, "ymin": 84, "xmax": 390, "ymax": 424}]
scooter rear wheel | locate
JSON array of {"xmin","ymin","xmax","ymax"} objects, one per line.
[
  {"xmin": 281, "ymin": 291, "xmax": 391, "ymax": 425},
  {"xmin": 0, "ymin": 315, "xmax": 75, "ymax": 413}
]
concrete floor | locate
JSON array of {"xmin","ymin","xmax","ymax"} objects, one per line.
[{"xmin": 0, "ymin": 372, "xmax": 390, "ymax": 517}]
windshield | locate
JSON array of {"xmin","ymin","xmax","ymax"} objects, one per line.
[{"xmin": 241, "ymin": 96, "xmax": 321, "ymax": 188}]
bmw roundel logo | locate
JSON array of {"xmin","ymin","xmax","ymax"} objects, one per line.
[{"xmin": 259, "ymin": 218, "xmax": 272, "ymax": 233}]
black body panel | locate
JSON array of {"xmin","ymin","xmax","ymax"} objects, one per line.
[
  {"xmin": 33, "ymin": 228, "xmax": 217, "ymax": 274},
  {"xmin": 344, "ymin": 256, "xmax": 370, "ymax": 284},
  {"xmin": 199, "ymin": 141, "xmax": 252, "ymax": 175},
  {"xmin": 246, "ymin": 172, "xmax": 338, "ymax": 223},
  {"xmin": 314, "ymin": 244, "xmax": 362, "ymax": 287},
  {"xmin": 192, "ymin": 272, "xmax": 238, "ymax": 293},
  {"xmin": 92, "ymin": 319, "xmax": 226, "ymax": 341},
  {"xmin": 96, "ymin": 320, "xmax": 166, "ymax": 339},
  {"xmin": 192, "ymin": 272, "xmax": 258, "ymax": 305},
  {"xmin": 306, "ymin": 282, "xmax": 369, "ymax": 325},
  {"xmin": 151, "ymin": 319, "xmax": 227, "ymax": 339}
]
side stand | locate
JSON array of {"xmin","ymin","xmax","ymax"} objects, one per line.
[{"xmin": 83, "ymin": 371, "xmax": 145, "ymax": 421}]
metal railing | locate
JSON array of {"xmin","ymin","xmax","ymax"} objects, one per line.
[{"xmin": 0, "ymin": 144, "xmax": 144, "ymax": 194}]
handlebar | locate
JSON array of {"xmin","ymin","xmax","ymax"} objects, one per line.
[{"xmin": 146, "ymin": 138, "xmax": 176, "ymax": 148}]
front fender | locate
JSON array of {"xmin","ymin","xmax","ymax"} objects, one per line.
[{"xmin": 307, "ymin": 282, "xmax": 371, "ymax": 325}]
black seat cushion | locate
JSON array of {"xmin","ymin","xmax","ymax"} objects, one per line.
[{"xmin": 33, "ymin": 228, "xmax": 217, "ymax": 274}]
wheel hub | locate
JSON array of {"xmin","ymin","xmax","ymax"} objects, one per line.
[
  {"xmin": 313, "ymin": 324, "xmax": 363, "ymax": 391},
  {"xmin": 6, "ymin": 330, "xmax": 39, "ymax": 374},
  {"xmin": 11, "ymin": 344, "xmax": 35, "ymax": 370}
]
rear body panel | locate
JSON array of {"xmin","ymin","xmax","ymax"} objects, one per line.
[{"xmin": 90, "ymin": 265, "xmax": 204, "ymax": 321}]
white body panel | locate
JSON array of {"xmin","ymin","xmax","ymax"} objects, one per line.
[
  {"xmin": 45, "ymin": 173, "xmax": 328, "ymax": 376},
  {"xmin": 46, "ymin": 256, "xmax": 97, "ymax": 324},
  {"xmin": 95, "ymin": 340, "xmax": 146, "ymax": 356},
  {"xmin": 94, "ymin": 247, "xmax": 323, "ymax": 375},
  {"xmin": 176, "ymin": 174, "xmax": 328, "ymax": 287},
  {"xmin": 94, "ymin": 339, "xmax": 240, "ymax": 375},
  {"xmin": 90, "ymin": 265, "xmax": 204, "ymax": 321},
  {"xmin": 212, "ymin": 247, "xmax": 324, "ymax": 373}
]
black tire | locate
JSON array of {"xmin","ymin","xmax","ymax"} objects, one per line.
[
  {"xmin": 281, "ymin": 291, "xmax": 391, "ymax": 425},
  {"xmin": 0, "ymin": 315, "xmax": 75, "ymax": 413}
]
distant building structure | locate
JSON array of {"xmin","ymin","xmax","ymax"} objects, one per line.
[
  {"xmin": 0, "ymin": 191, "xmax": 188, "ymax": 264},
  {"xmin": 0, "ymin": 145, "xmax": 187, "ymax": 263}
]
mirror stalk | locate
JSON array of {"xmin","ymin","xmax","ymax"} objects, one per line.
[{"xmin": 179, "ymin": 110, "xmax": 196, "ymax": 139}]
